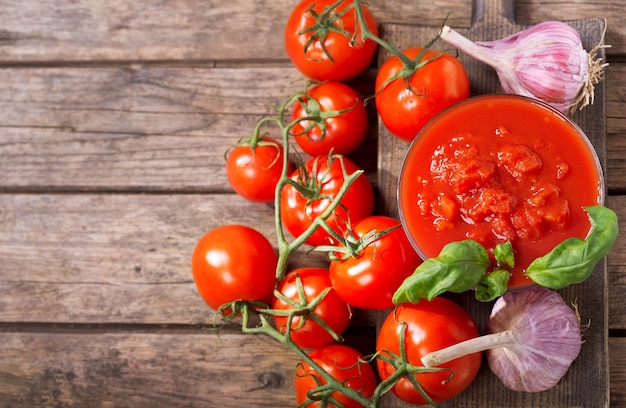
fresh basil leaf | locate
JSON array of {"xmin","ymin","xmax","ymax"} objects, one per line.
[
  {"xmin": 526, "ymin": 205, "xmax": 618, "ymax": 289},
  {"xmin": 494, "ymin": 241, "xmax": 515, "ymax": 269},
  {"xmin": 392, "ymin": 240, "xmax": 490, "ymax": 304},
  {"xmin": 475, "ymin": 269, "xmax": 511, "ymax": 302}
]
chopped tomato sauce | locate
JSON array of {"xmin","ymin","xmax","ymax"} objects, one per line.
[{"xmin": 399, "ymin": 95, "xmax": 603, "ymax": 288}]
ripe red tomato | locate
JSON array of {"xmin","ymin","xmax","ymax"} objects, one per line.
[
  {"xmin": 280, "ymin": 155, "xmax": 375, "ymax": 247},
  {"xmin": 329, "ymin": 216, "xmax": 422, "ymax": 310},
  {"xmin": 375, "ymin": 48, "xmax": 470, "ymax": 142},
  {"xmin": 225, "ymin": 136, "xmax": 288, "ymax": 203},
  {"xmin": 272, "ymin": 268, "xmax": 352, "ymax": 349},
  {"xmin": 291, "ymin": 81, "xmax": 368, "ymax": 156},
  {"xmin": 376, "ymin": 299, "xmax": 481, "ymax": 404},
  {"xmin": 285, "ymin": 0, "xmax": 379, "ymax": 81},
  {"xmin": 191, "ymin": 225, "xmax": 277, "ymax": 312},
  {"xmin": 295, "ymin": 344, "xmax": 377, "ymax": 408}
]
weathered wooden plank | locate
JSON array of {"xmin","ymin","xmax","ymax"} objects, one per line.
[
  {"xmin": 606, "ymin": 64, "xmax": 626, "ymax": 192},
  {"xmin": 1, "ymin": 192, "xmax": 624, "ymax": 328},
  {"xmin": 0, "ymin": 64, "xmax": 621, "ymax": 192},
  {"xmin": 0, "ymin": 193, "xmax": 329, "ymax": 324},
  {"xmin": 608, "ymin": 195, "xmax": 626, "ymax": 331},
  {"xmin": 0, "ymin": 330, "xmax": 623, "ymax": 407},
  {"xmin": 0, "ymin": 0, "xmax": 470, "ymax": 64},
  {"xmin": 0, "ymin": 65, "xmax": 378, "ymax": 192},
  {"xmin": 0, "ymin": 330, "xmax": 302, "ymax": 408},
  {"xmin": 611, "ymin": 337, "xmax": 626, "ymax": 407},
  {"xmin": 0, "ymin": 0, "xmax": 623, "ymax": 64}
]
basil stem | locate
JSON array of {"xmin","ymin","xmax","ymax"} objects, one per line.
[
  {"xmin": 392, "ymin": 240, "xmax": 490, "ymax": 304},
  {"xmin": 526, "ymin": 205, "xmax": 619, "ymax": 289}
]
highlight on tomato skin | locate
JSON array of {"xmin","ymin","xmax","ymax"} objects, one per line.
[
  {"xmin": 191, "ymin": 224, "xmax": 278, "ymax": 312},
  {"xmin": 376, "ymin": 298, "xmax": 481, "ymax": 405}
]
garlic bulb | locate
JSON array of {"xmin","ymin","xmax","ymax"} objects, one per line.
[
  {"xmin": 420, "ymin": 286, "xmax": 582, "ymax": 392},
  {"xmin": 440, "ymin": 21, "xmax": 608, "ymax": 113},
  {"xmin": 485, "ymin": 286, "xmax": 582, "ymax": 392}
]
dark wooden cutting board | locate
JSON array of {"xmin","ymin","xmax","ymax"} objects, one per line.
[{"xmin": 376, "ymin": 0, "xmax": 609, "ymax": 406}]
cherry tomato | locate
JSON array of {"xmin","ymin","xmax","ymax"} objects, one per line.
[
  {"xmin": 376, "ymin": 299, "xmax": 481, "ymax": 404},
  {"xmin": 280, "ymin": 155, "xmax": 375, "ymax": 247},
  {"xmin": 272, "ymin": 267, "xmax": 352, "ymax": 349},
  {"xmin": 225, "ymin": 136, "xmax": 288, "ymax": 203},
  {"xmin": 295, "ymin": 344, "xmax": 377, "ymax": 408},
  {"xmin": 291, "ymin": 82, "xmax": 368, "ymax": 156},
  {"xmin": 375, "ymin": 48, "xmax": 470, "ymax": 142},
  {"xmin": 191, "ymin": 225, "xmax": 277, "ymax": 312},
  {"xmin": 285, "ymin": 0, "xmax": 379, "ymax": 81},
  {"xmin": 329, "ymin": 216, "xmax": 422, "ymax": 310}
]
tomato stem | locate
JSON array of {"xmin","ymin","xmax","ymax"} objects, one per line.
[
  {"xmin": 351, "ymin": 0, "xmax": 413, "ymax": 67},
  {"xmin": 239, "ymin": 303, "xmax": 374, "ymax": 407}
]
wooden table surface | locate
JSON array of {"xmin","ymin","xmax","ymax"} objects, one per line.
[{"xmin": 0, "ymin": 1, "xmax": 624, "ymax": 407}]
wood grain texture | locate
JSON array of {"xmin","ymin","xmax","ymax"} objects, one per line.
[
  {"xmin": 0, "ymin": 65, "xmax": 379, "ymax": 192},
  {"xmin": 0, "ymin": 330, "xmax": 301, "ymax": 408},
  {"xmin": 0, "ymin": 0, "xmax": 623, "ymax": 63},
  {"xmin": 0, "ymin": 193, "xmax": 332, "ymax": 324},
  {"xmin": 0, "ymin": 63, "xmax": 620, "ymax": 192},
  {"xmin": 0, "ymin": 331, "xmax": 623, "ymax": 407},
  {"xmin": 0, "ymin": 0, "xmax": 624, "ymax": 407}
]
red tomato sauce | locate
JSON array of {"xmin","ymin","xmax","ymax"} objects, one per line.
[{"xmin": 399, "ymin": 95, "xmax": 603, "ymax": 289}]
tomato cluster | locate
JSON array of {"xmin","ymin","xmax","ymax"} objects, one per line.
[{"xmin": 192, "ymin": 1, "xmax": 481, "ymax": 406}]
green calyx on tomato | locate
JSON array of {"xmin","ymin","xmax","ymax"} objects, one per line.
[
  {"xmin": 374, "ymin": 44, "xmax": 470, "ymax": 142},
  {"xmin": 290, "ymin": 81, "xmax": 368, "ymax": 156},
  {"xmin": 225, "ymin": 134, "xmax": 288, "ymax": 203},
  {"xmin": 269, "ymin": 268, "xmax": 352, "ymax": 349},
  {"xmin": 285, "ymin": 0, "xmax": 379, "ymax": 81},
  {"xmin": 393, "ymin": 205, "xmax": 618, "ymax": 305},
  {"xmin": 295, "ymin": 344, "xmax": 377, "ymax": 408},
  {"xmin": 376, "ymin": 299, "xmax": 481, "ymax": 405},
  {"xmin": 324, "ymin": 216, "xmax": 422, "ymax": 310},
  {"xmin": 279, "ymin": 154, "xmax": 375, "ymax": 248}
]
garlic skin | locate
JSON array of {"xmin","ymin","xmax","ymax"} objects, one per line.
[
  {"xmin": 440, "ymin": 22, "xmax": 607, "ymax": 113},
  {"xmin": 486, "ymin": 286, "xmax": 582, "ymax": 392}
]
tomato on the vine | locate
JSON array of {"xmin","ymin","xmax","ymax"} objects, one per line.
[
  {"xmin": 329, "ymin": 216, "xmax": 422, "ymax": 310},
  {"xmin": 376, "ymin": 298, "xmax": 481, "ymax": 404},
  {"xmin": 225, "ymin": 136, "xmax": 289, "ymax": 203},
  {"xmin": 272, "ymin": 267, "xmax": 352, "ymax": 349},
  {"xmin": 375, "ymin": 48, "xmax": 470, "ymax": 142},
  {"xmin": 280, "ymin": 155, "xmax": 374, "ymax": 247},
  {"xmin": 285, "ymin": 0, "xmax": 379, "ymax": 81},
  {"xmin": 295, "ymin": 344, "xmax": 377, "ymax": 408},
  {"xmin": 291, "ymin": 81, "xmax": 368, "ymax": 156},
  {"xmin": 191, "ymin": 225, "xmax": 277, "ymax": 312}
]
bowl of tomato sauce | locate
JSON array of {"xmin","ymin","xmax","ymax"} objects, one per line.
[{"xmin": 398, "ymin": 94, "xmax": 604, "ymax": 289}]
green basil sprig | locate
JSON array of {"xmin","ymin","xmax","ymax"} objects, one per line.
[
  {"xmin": 392, "ymin": 240, "xmax": 493, "ymax": 304},
  {"xmin": 392, "ymin": 205, "xmax": 618, "ymax": 304},
  {"xmin": 526, "ymin": 205, "xmax": 618, "ymax": 289}
]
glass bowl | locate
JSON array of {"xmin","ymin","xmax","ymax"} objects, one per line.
[{"xmin": 398, "ymin": 94, "xmax": 605, "ymax": 289}]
